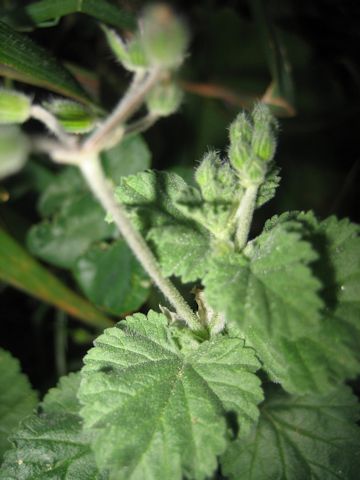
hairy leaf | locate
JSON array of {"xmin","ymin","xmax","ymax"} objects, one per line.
[
  {"xmin": 28, "ymin": 193, "xmax": 117, "ymax": 268},
  {"xmin": 253, "ymin": 213, "xmax": 360, "ymax": 393},
  {"xmin": 0, "ymin": 373, "xmax": 104, "ymax": 479},
  {"xmin": 115, "ymin": 171, "xmax": 211, "ymax": 281},
  {"xmin": 222, "ymin": 385, "xmax": 360, "ymax": 480},
  {"xmin": 0, "ymin": 349, "xmax": 37, "ymax": 460},
  {"xmin": 204, "ymin": 223, "xmax": 322, "ymax": 340},
  {"xmin": 148, "ymin": 224, "xmax": 210, "ymax": 281},
  {"xmin": 78, "ymin": 311, "xmax": 263, "ymax": 480},
  {"xmin": 256, "ymin": 164, "xmax": 281, "ymax": 208},
  {"xmin": 267, "ymin": 212, "xmax": 360, "ymax": 392},
  {"xmin": 74, "ymin": 239, "xmax": 150, "ymax": 316}
]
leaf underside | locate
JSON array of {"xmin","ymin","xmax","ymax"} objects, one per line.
[{"xmin": 221, "ymin": 385, "xmax": 360, "ymax": 480}]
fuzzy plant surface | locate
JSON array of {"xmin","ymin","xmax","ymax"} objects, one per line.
[{"xmin": 0, "ymin": 3, "xmax": 360, "ymax": 480}]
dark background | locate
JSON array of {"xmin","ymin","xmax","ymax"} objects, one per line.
[{"xmin": 1, "ymin": 0, "xmax": 359, "ymax": 393}]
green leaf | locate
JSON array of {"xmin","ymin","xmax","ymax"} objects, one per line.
[
  {"xmin": 78, "ymin": 311, "xmax": 263, "ymax": 479},
  {"xmin": 221, "ymin": 385, "xmax": 360, "ymax": 480},
  {"xmin": 38, "ymin": 135, "xmax": 151, "ymax": 217},
  {"xmin": 2, "ymin": 0, "xmax": 135, "ymax": 31},
  {"xmin": 0, "ymin": 349, "xmax": 37, "ymax": 460},
  {"xmin": 27, "ymin": 193, "xmax": 117, "ymax": 268},
  {"xmin": 256, "ymin": 164, "xmax": 281, "ymax": 208},
  {"xmin": 101, "ymin": 134, "xmax": 152, "ymax": 185},
  {"xmin": 74, "ymin": 239, "xmax": 150, "ymax": 316},
  {"xmin": 254, "ymin": 212, "xmax": 360, "ymax": 394},
  {"xmin": 148, "ymin": 224, "xmax": 211, "ymax": 282},
  {"xmin": 0, "ymin": 228, "xmax": 112, "ymax": 329},
  {"xmin": 0, "ymin": 373, "xmax": 105, "ymax": 479},
  {"xmin": 0, "ymin": 125, "xmax": 29, "ymax": 180},
  {"xmin": 0, "ymin": 20, "xmax": 91, "ymax": 104},
  {"xmin": 204, "ymin": 222, "xmax": 323, "ymax": 340},
  {"xmin": 37, "ymin": 166, "xmax": 85, "ymax": 217},
  {"xmin": 115, "ymin": 171, "xmax": 211, "ymax": 281}
]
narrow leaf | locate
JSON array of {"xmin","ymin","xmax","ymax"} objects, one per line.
[
  {"xmin": 2, "ymin": 0, "xmax": 135, "ymax": 31},
  {"xmin": 0, "ymin": 349, "xmax": 37, "ymax": 460},
  {"xmin": 0, "ymin": 21, "xmax": 91, "ymax": 104},
  {"xmin": 78, "ymin": 311, "xmax": 263, "ymax": 479},
  {"xmin": 0, "ymin": 228, "xmax": 112, "ymax": 329}
]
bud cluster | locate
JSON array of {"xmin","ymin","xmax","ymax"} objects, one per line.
[
  {"xmin": 228, "ymin": 103, "xmax": 278, "ymax": 187},
  {"xmin": 104, "ymin": 4, "xmax": 189, "ymax": 72},
  {"xmin": 195, "ymin": 151, "xmax": 237, "ymax": 203}
]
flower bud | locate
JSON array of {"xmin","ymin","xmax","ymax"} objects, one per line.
[
  {"xmin": 251, "ymin": 103, "xmax": 278, "ymax": 162},
  {"xmin": 102, "ymin": 26, "xmax": 148, "ymax": 72},
  {"xmin": 195, "ymin": 151, "xmax": 237, "ymax": 202},
  {"xmin": 229, "ymin": 112, "xmax": 252, "ymax": 145},
  {"xmin": 194, "ymin": 151, "xmax": 220, "ymax": 202},
  {"xmin": 43, "ymin": 99, "xmax": 96, "ymax": 134},
  {"xmin": 228, "ymin": 142, "xmax": 252, "ymax": 172},
  {"xmin": 140, "ymin": 4, "xmax": 189, "ymax": 69},
  {"xmin": 146, "ymin": 81, "xmax": 183, "ymax": 116},
  {"xmin": 0, "ymin": 126, "xmax": 29, "ymax": 180},
  {"xmin": 0, "ymin": 89, "xmax": 31, "ymax": 124}
]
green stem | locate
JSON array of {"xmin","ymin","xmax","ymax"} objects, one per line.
[
  {"xmin": 80, "ymin": 154, "xmax": 202, "ymax": 332},
  {"xmin": 235, "ymin": 184, "xmax": 258, "ymax": 250},
  {"xmin": 82, "ymin": 69, "xmax": 162, "ymax": 152}
]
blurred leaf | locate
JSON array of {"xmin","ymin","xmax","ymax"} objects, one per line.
[
  {"xmin": 28, "ymin": 193, "xmax": 117, "ymax": 269},
  {"xmin": 2, "ymin": 0, "xmax": 135, "ymax": 31},
  {"xmin": 0, "ymin": 228, "xmax": 112, "ymax": 328},
  {"xmin": 0, "ymin": 348, "xmax": 38, "ymax": 460},
  {"xmin": 74, "ymin": 239, "xmax": 150, "ymax": 316},
  {"xmin": 38, "ymin": 135, "xmax": 151, "ymax": 217},
  {"xmin": 250, "ymin": 0, "xmax": 295, "ymax": 116},
  {"xmin": 0, "ymin": 20, "xmax": 92, "ymax": 104},
  {"xmin": 102, "ymin": 134, "xmax": 152, "ymax": 183},
  {"xmin": 0, "ymin": 125, "xmax": 30, "ymax": 180}
]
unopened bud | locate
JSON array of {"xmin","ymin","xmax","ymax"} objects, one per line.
[
  {"xmin": 103, "ymin": 26, "xmax": 147, "ymax": 72},
  {"xmin": 228, "ymin": 142, "xmax": 252, "ymax": 171},
  {"xmin": 0, "ymin": 89, "xmax": 31, "ymax": 124},
  {"xmin": 229, "ymin": 112, "xmax": 252, "ymax": 145},
  {"xmin": 194, "ymin": 151, "xmax": 220, "ymax": 202},
  {"xmin": 141, "ymin": 4, "xmax": 189, "ymax": 69},
  {"xmin": 0, "ymin": 126, "xmax": 29, "ymax": 180},
  {"xmin": 146, "ymin": 82, "xmax": 183, "ymax": 116},
  {"xmin": 251, "ymin": 103, "xmax": 278, "ymax": 162},
  {"xmin": 44, "ymin": 99, "xmax": 96, "ymax": 134}
]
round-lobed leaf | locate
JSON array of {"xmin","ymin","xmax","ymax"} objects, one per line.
[{"xmin": 78, "ymin": 311, "xmax": 263, "ymax": 480}]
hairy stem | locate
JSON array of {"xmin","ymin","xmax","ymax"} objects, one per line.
[
  {"xmin": 235, "ymin": 184, "xmax": 258, "ymax": 250},
  {"xmin": 124, "ymin": 112, "xmax": 159, "ymax": 136},
  {"xmin": 82, "ymin": 69, "xmax": 162, "ymax": 152},
  {"xmin": 80, "ymin": 155, "xmax": 202, "ymax": 332},
  {"xmin": 30, "ymin": 105, "xmax": 75, "ymax": 148}
]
